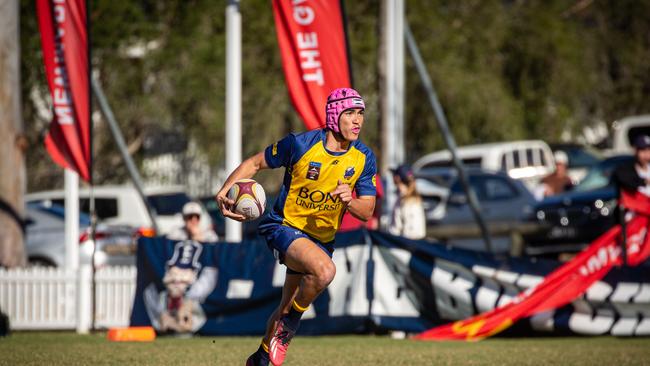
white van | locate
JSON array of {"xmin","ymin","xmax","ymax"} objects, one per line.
[
  {"xmin": 412, "ymin": 140, "xmax": 555, "ymax": 190},
  {"xmin": 25, "ymin": 185, "xmax": 213, "ymax": 236},
  {"xmin": 611, "ymin": 115, "xmax": 650, "ymax": 154}
]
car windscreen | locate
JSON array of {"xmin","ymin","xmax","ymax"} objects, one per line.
[
  {"xmin": 26, "ymin": 202, "xmax": 91, "ymax": 226},
  {"xmin": 48, "ymin": 198, "xmax": 117, "ymax": 220},
  {"xmin": 415, "ymin": 170, "xmax": 455, "ymax": 187},
  {"xmin": 147, "ymin": 193, "xmax": 190, "ymax": 215},
  {"xmin": 82, "ymin": 198, "xmax": 117, "ymax": 220},
  {"xmin": 421, "ymin": 157, "xmax": 482, "ymax": 170},
  {"xmin": 562, "ymin": 147, "xmax": 601, "ymax": 168},
  {"xmin": 574, "ymin": 157, "xmax": 631, "ymax": 192},
  {"xmin": 451, "ymin": 174, "xmax": 519, "ymax": 201}
]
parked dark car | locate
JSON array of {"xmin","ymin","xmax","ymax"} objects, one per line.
[
  {"xmin": 524, "ymin": 155, "xmax": 634, "ymax": 255},
  {"xmin": 415, "ymin": 167, "xmax": 538, "ymax": 253}
]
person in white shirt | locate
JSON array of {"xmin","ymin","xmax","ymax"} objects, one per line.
[
  {"xmin": 389, "ymin": 165, "xmax": 426, "ymax": 240},
  {"xmin": 167, "ymin": 201, "xmax": 218, "ymax": 242}
]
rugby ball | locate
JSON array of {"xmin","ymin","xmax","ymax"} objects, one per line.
[{"xmin": 227, "ymin": 179, "xmax": 266, "ymax": 221}]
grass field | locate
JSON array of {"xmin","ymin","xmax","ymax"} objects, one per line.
[{"xmin": 1, "ymin": 332, "xmax": 650, "ymax": 365}]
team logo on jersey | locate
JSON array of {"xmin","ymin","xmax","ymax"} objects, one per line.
[
  {"xmin": 294, "ymin": 187, "xmax": 342, "ymax": 211},
  {"xmin": 372, "ymin": 175, "xmax": 377, "ymax": 187},
  {"xmin": 331, "ymin": 159, "xmax": 339, "ymax": 165},
  {"xmin": 307, "ymin": 162, "xmax": 322, "ymax": 180},
  {"xmin": 344, "ymin": 167, "xmax": 355, "ymax": 179},
  {"xmin": 272, "ymin": 142, "xmax": 278, "ymax": 156}
]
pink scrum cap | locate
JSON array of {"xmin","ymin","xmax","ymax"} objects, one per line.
[{"xmin": 325, "ymin": 88, "xmax": 365, "ymax": 133}]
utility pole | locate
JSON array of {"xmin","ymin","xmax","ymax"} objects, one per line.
[
  {"xmin": 225, "ymin": 0, "xmax": 242, "ymax": 242},
  {"xmin": 0, "ymin": 0, "xmax": 27, "ymax": 267},
  {"xmin": 380, "ymin": 0, "xmax": 405, "ymax": 225}
]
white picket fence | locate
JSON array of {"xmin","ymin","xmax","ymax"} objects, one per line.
[{"xmin": 0, "ymin": 266, "xmax": 137, "ymax": 330}]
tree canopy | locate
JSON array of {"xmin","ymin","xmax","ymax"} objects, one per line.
[{"xmin": 20, "ymin": 0, "xmax": 650, "ymax": 193}]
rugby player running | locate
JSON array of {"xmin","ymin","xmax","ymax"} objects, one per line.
[{"xmin": 216, "ymin": 88, "xmax": 377, "ymax": 366}]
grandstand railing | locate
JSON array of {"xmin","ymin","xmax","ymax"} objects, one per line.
[{"xmin": 0, "ymin": 266, "xmax": 136, "ymax": 330}]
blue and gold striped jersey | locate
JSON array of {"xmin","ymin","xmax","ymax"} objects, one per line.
[{"xmin": 259, "ymin": 129, "xmax": 377, "ymax": 243}]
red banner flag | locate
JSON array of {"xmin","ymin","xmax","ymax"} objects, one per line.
[
  {"xmin": 415, "ymin": 190, "xmax": 650, "ymax": 341},
  {"xmin": 272, "ymin": 0, "xmax": 352, "ymax": 130},
  {"xmin": 37, "ymin": 0, "xmax": 91, "ymax": 182}
]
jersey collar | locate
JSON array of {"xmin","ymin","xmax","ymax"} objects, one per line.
[{"xmin": 320, "ymin": 128, "xmax": 356, "ymax": 156}]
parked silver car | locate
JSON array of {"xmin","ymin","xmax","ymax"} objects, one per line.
[
  {"xmin": 415, "ymin": 167, "xmax": 539, "ymax": 253},
  {"xmin": 25, "ymin": 202, "xmax": 137, "ymax": 267}
]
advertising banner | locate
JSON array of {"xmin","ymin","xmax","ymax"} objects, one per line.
[
  {"xmin": 416, "ymin": 190, "xmax": 650, "ymax": 340},
  {"xmin": 272, "ymin": 0, "xmax": 352, "ymax": 130},
  {"xmin": 37, "ymin": 0, "xmax": 91, "ymax": 181},
  {"xmin": 131, "ymin": 230, "xmax": 650, "ymax": 337}
]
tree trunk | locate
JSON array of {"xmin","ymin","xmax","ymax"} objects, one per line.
[{"xmin": 0, "ymin": 0, "xmax": 26, "ymax": 268}]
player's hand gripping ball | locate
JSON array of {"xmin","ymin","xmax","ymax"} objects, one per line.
[{"xmin": 226, "ymin": 179, "xmax": 266, "ymax": 221}]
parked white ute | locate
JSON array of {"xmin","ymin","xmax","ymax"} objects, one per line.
[
  {"xmin": 611, "ymin": 115, "xmax": 650, "ymax": 154},
  {"xmin": 25, "ymin": 185, "xmax": 213, "ymax": 237},
  {"xmin": 413, "ymin": 140, "xmax": 555, "ymax": 191}
]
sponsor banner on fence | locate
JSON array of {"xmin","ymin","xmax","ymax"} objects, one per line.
[
  {"xmin": 131, "ymin": 230, "xmax": 650, "ymax": 336},
  {"xmin": 416, "ymin": 190, "xmax": 650, "ymax": 340}
]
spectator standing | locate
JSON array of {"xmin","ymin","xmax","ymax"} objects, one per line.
[
  {"xmin": 535, "ymin": 151, "xmax": 574, "ymax": 199},
  {"xmin": 389, "ymin": 165, "xmax": 426, "ymax": 240},
  {"xmin": 167, "ymin": 201, "xmax": 218, "ymax": 242},
  {"xmin": 612, "ymin": 135, "xmax": 650, "ymax": 197}
]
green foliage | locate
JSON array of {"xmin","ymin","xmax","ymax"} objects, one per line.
[
  {"xmin": 405, "ymin": 1, "xmax": 518, "ymax": 158},
  {"xmin": 20, "ymin": 0, "xmax": 650, "ymax": 191}
]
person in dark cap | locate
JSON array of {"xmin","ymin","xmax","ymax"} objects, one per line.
[
  {"xmin": 388, "ymin": 164, "xmax": 426, "ymax": 239},
  {"xmin": 612, "ymin": 134, "xmax": 650, "ymax": 197},
  {"xmin": 391, "ymin": 165, "xmax": 413, "ymax": 185}
]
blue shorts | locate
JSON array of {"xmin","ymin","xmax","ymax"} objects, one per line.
[{"xmin": 258, "ymin": 223, "xmax": 334, "ymax": 271}]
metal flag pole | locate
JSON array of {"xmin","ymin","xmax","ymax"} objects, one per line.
[
  {"xmin": 404, "ymin": 22, "xmax": 493, "ymax": 253},
  {"xmin": 64, "ymin": 170, "xmax": 80, "ymax": 271},
  {"xmin": 87, "ymin": 0, "xmax": 97, "ymax": 331},
  {"xmin": 91, "ymin": 76, "xmax": 159, "ymax": 235}
]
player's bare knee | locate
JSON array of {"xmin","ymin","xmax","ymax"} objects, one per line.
[{"xmin": 314, "ymin": 260, "xmax": 336, "ymax": 289}]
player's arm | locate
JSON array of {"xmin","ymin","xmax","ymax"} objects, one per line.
[
  {"xmin": 336, "ymin": 149, "xmax": 378, "ymax": 222},
  {"xmin": 347, "ymin": 195, "xmax": 376, "ymax": 222},
  {"xmin": 216, "ymin": 151, "xmax": 269, "ymax": 221},
  {"xmin": 332, "ymin": 180, "xmax": 376, "ymax": 221}
]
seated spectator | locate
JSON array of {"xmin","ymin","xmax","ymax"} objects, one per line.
[
  {"xmin": 612, "ymin": 135, "xmax": 650, "ymax": 197},
  {"xmin": 167, "ymin": 201, "xmax": 218, "ymax": 242},
  {"xmin": 388, "ymin": 165, "xmax": 426, "ymax": 240},
  {"xmin": 535, "ymin": 151, "xmax": 574, "ymax": 199},
  {"xmin": 340, "ymin": 173, "xmax": 384, "ymax": 231}
]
